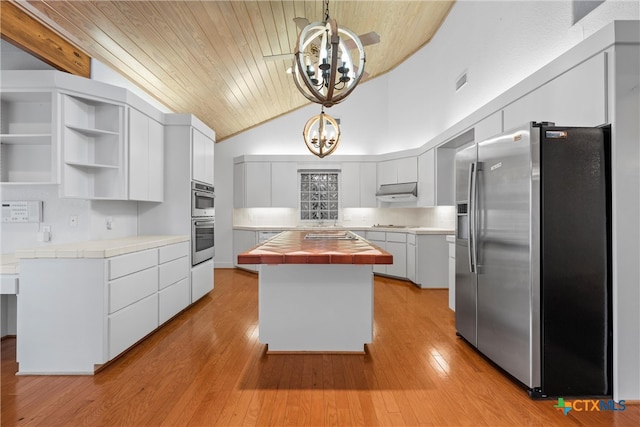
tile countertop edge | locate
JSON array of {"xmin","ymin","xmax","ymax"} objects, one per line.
[
  {"xmin": 0, "ymin": 253, "xmax": 20, "ymax": 275},
  {"xmin": 13, "ymin": 235, "xmax": 189, "ymax": 260},
  {"xmin": 233, "ymin": 225, "xmax": 454, "ymax": 235},
  {"xmin": 237, "ymin": 230, "xmax": 394, "ymax": 265}
]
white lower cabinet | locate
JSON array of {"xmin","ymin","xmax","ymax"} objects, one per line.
[
  {"xmin": 191, "ymin": 259, "xmax": 214, "ymax": 302},
  {"xmin": 407, "ymin": 234, "xmax": 416, "ymax": 283},
  {"xmin": 385, "ymin": 233, "xmax": 407, "ymax": 278},
  {"xmin": 159, "ymin": 278, "xmax": 190, "ymax": 325},
  {"xmin": 107, "ymin": 241, "xmax": 190, "ymax": 359},
  {"xmin": 233, "ymin": 229, "xmax": 258, "ymax": 271},
  {"xmin": 17, "ymin": 240, "xmax": 192, "ymax": 374},
  {"xmin": 233, "ymin": 229, "xmax": 284, "ymax": 272},
  {"xmin": 365, "ymin": 231, "xmax": 387, "ymax": 275},
  {"xmin": 448, "ymin": 237, "xmax": 455, "ymax": 310},
  {"xmin": 414, "ymin": 235, "xmax": 449, "ymax": 289},
  {"xmin": 108, "ymin": 266, "xmax": 158, "ymax": 313},
  {"xmin": 365, "ymin": 230, "xmax": 450, "ymax": 288},
  {"xmin": 158, "ymin": 256, "xmax": 189, "ymax": 290},
  {"xmin": 158, "ymin": 241, "xmax": 190, "ymax": 323},
  {"xmin": 108, "ymin": 293, "xmax": 158, "ymax": 359}
]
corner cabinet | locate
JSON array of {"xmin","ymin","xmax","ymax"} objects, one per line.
[
  {"xmin": 60, "ymin": 93, "xmax": 126, "ymax": 199},
  {"xmin": 0, "ymin": 90, "xmax": 58, "ymax": 184}
]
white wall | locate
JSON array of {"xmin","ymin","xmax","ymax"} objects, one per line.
[
  {"xmin": 0, "ymin": 40, "xmax": 56, "ymax": 71},
  {"xmin": 0, "ymin": 185, "xmax": 138, "ymax": 253}
]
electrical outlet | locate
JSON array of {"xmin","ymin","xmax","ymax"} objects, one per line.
[
  {"xmin": 69, "ymin": 215, "xmax": 78, "ymax": 227},
  {"xmin": 38, "ymin": 224, "xmax": 51, "ymax": 242}
]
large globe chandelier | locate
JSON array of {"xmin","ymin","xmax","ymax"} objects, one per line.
[{"xmin": 292, "ymin": 0, "xmax": 366, "ymax": 108}]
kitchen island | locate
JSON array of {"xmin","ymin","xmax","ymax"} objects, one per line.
[{"xmin": 237, "ymin": 230, "xmax": 392, "ymax": 353}]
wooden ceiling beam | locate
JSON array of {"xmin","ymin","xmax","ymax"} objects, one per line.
[{"xmin": 0, "ymin": 1, "xmax": 91, "ymax": 77}]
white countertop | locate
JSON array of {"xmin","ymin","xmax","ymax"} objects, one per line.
[
  {"xmin": 13, "ymin": 235, "xmax": 189, "ymax": 260},
  {"xmin": 233, "ymin": 225, "xmax": 454, "ymax": 235},
  {"xmin": 0, "ymin": 253, "xmax": 20, "ymax": 275}
]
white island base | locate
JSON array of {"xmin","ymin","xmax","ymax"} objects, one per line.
[{"xmin": 258, "ymin": 264, "xmax": 373, "ymax": 353}]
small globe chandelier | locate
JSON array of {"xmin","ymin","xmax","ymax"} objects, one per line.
[
  {"xmin": 292, "ymin": 0, "xmax": 366, "ymax": 108},
  {"xmin": 303, "ymin": 108, "xmax": 341, "ymax": 158}
]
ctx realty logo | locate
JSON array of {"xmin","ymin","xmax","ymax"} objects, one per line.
[{"xmin": 554, "ymin": 398, "xmax": 626, "ymax": 415}]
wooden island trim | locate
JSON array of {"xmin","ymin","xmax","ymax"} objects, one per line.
[{"xmin": 237, "ymin": 230, "xmax": 393, "ymax": 265}]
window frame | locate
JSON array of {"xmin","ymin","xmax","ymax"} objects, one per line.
[{"xmin": 298, "ymin": 170, "xmax": 341, "ymax": 223}]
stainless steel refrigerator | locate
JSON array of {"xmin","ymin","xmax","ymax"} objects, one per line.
[{"xmin": 455, "ymin": 121, "xmax": 612, "ymax": 398}]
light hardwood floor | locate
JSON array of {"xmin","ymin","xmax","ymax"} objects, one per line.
[{"xmin": 2, "ymin": 269, "xmax": 638, "ymax": 426}]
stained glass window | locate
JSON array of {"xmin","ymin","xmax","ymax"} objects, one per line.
[{"xmin": 299, "ymin": 171, "xmax": 339, "ymax": 221}]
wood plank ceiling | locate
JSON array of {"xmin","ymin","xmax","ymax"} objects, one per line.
[{"xmin": 11, "ymin": 1, "xmax": 455, "ymax": 141}]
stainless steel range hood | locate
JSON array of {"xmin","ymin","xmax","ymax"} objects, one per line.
[{"xmin": 375, "ymin": 182, "xmax": 418, "ymax": 202}]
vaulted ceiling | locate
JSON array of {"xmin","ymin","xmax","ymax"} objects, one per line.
[{"xmin": 11, "ymin": 1, "xmax": 455, "ymax": 141}]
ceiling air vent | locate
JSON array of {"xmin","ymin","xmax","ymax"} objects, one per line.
[{"xmin": 455, "ymin": 71, "xmax": 468, "ymax": 92}]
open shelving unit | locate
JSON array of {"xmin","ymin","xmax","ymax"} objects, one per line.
[
  {"xmin": 0, "ymin": 91, "xmax": 56, "ymax": 184},
  {"xmin": 60, "ymin": 94, "xmax": 125, "ymax": 199}
]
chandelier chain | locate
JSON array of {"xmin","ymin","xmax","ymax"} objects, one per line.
[{"xmin": 323, "ymin": 0, "xmax": 330, "ymax": 22}]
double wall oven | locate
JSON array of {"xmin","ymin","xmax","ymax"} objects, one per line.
[{"xmin": 191, "ymin": 182, "xmax": 215, "ymax": 265}]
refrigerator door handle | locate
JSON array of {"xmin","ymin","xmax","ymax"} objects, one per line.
[{"xmin": 468, "ymin": 162, "xmax": 476, "ymax": 273}]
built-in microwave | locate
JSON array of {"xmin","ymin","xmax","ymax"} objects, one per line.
[{"xmin": 192, "ymin": 182, "xmax": 215, "ymax": 217}]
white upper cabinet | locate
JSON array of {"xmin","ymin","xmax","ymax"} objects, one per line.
[
  {"xmin": 417, "ymin": 147, "xmax": 455, "ymax": 207},
  {"xmin": 60, "ymin": 94, "xmax": 126, "ymax": 200},
  {"xmin": 503, "ymin": 53, "xmax": 607, "ymax": 129},
  {"xmin": 342, "ymin": 162, "xmax": 377, "ymax": 208},
  {"xmin": 377, "ymin": 157, "xmax": 418, "ymax": 185},
  {"xmin": 341, "ymin": 162, "xmax": 360, "ymax": 208},
  {"xmin": 360, "ymin": 162, "xmax": 377, "ymax": 207},
  {"xmin": 246, "ymin": 162, "xmax": 271, "ymax": 207},
  {"xmin": 417, "ymin": 149, "xmax": 436, "ymax": 207},
  {"xmin": 192, "ymin": 128, "xmax": 214, "ymax": 185},
  {"xmin": 271, "ymin": 162, "xmax": 298, "ymax": 208},
  {"xmin": 0, "ymin": 90, "xmax": 57, "ymax": 184},
  {"xmin": 397, "ymin": 157, "xmax": 418, "ymax": 183},
  {"xmin": 474, "ymin": 111, "xmax": 503, "ymax": 143},
  {"xmin": 234, "ymin": 160, "xmax": 298, "ymax": 208},
  {"xmin": 377, "ymin": 160, "xmax": 397, "ymax": 186},
  {"xmin": 128, "ymin": 107, "xmax": 164, "ymax": 202},
  {"xmin": 148, "ymin": 118, "xmax": 164, "ymax": 201},
  {"xmin": 234, "ymin": 161, "xmax": 270, "ymax": 208}
]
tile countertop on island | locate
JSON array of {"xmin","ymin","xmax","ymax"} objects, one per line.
[
  {"xmin": 237, "ymin": 230, "xmax": 393, "ymax": 265},
  {"xmin": 232, "ymin": 225, "xmax": 454, "ymax": 235},
  {"xmin": 13, "ymin": 235, "xmax": 190, "ymax": 259}
]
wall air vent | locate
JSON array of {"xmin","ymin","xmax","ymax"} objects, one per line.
[{"xmin": 455, "ymin": 71, "xmax": 468, "ymax": 92}]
